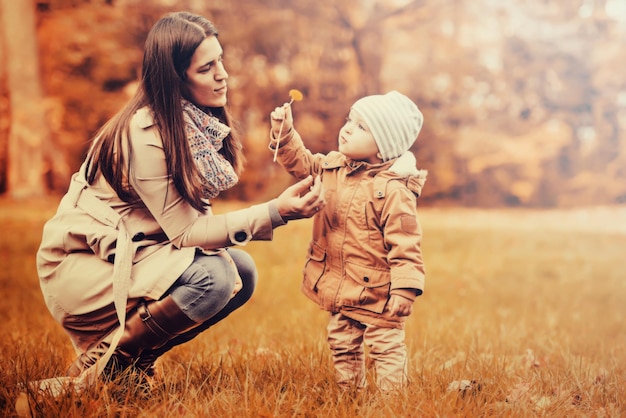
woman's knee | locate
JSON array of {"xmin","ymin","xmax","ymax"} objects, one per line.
[
  {"xmin": 227, "ymin": 249, "xmax": 258, "ymax": 298},
  {"xmin": 194, "ymin": 253, "xmax": 239, "ymax": 296},
  {"xmin": 170, "ymin": 253, "xmax": 236, "ymax": 314}
]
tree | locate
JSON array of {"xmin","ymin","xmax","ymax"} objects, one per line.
[
  {"xmin": 0, "ymin": 6, "xmax": 7, "ymax": 193},
  {"xmin": 0, "ymin": 0, "xmax": 49, "ymax": 197}
]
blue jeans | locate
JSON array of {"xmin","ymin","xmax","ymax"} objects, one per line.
[
  {"xmin": 149, "ymin": 248, "xmax": 257, "ymax": 357},
  {"xmin": 167, "ymin": 248, "xmax": 257, "ymax": 322}
]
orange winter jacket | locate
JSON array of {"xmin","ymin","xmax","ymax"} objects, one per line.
[{"xmin": 272, "ymin": 129, "xmax": 427, "ymax": 329}]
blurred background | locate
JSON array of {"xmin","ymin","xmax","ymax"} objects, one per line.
[{"xmin": 1, "ymin": 0, "xmax": 625, "ymax": 208}]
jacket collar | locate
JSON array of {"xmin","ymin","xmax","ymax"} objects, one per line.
[
  {"xmin": 322, "ymin": 150, "xmax": 427, "ymax": 197},
  {"xmin": 323, "ymin": 153, "xmax": 392, "ymax": 175}
]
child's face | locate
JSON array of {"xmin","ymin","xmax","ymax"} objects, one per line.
[{"xmin": 337, "ymin": 109, "xmax": 381, "ymax": 163}]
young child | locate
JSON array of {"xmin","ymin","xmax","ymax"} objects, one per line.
[{"xmin": 269, "ymin": 91, "xmax": 427, "ymax": 391}]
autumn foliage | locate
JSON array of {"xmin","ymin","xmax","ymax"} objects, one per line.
[{"xmin": 2, "ymin": 0, "xmax": 625, "ymax": 206}]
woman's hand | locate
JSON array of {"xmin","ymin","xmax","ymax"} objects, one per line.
[
  {"xmin": 270, "ymin": 102, "xmax": 294, "ymax": 139},
  {"xmin": 275, "ymin": 175, "xmax": 325, "ymax": 221}
]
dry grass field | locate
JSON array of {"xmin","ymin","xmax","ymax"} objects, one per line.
[{"xmin": 0, "ymin": 198, "xmax": 625, "ymax": 417}]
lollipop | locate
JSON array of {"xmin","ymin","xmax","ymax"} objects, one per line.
[
  {"xmin": 288, "ymin": 89, "xmax": 304, "ymax": 102},
  {"xmin": 274, "ymin": 89, "xmax": 304, "ymax": 162}
]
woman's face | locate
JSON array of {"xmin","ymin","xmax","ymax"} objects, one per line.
[{"xmin": 185, "ymin": 35, "xmax": 228, "ymax": 108}]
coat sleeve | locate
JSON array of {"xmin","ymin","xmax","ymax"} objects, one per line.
[
  {"xmin": 380, "ymin": 183, "xmax": 425, "ymax": 296},
  {"xmin": 128, "ymin": 114, "xmax": 283, "ymax": 250},
  {"xmin": 270, "ymin": 129, "xmax": 325, "ymax": 179}
]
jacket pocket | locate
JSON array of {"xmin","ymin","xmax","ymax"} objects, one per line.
[
  {"xmin": 62, "ymin": 213, "xmax": 118, "ymax": 263},
  {"xmin": 303, "ymin": 241, "xmax": 326, "ymax": 292},
  {"xmin": 43, "ymin": 204, "xmax": 116, "ymax": 263},
  {"xmin": 343, "ymin": 261, "xmax": 391, "ymax": 314}
]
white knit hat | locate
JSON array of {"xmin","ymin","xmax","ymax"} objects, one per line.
[{"xmin": 351, "ymin": 91, "xmax": 423, "ymax": 161}]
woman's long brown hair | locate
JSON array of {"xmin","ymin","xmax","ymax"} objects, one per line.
[{"xmin": 85, "ymin": 11, "xmax": 244, "ymax": 213}]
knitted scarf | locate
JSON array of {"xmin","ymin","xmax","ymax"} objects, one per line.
[{"xmin": 182, "ymin": 99, "xmax": 238, "ymax": 199}]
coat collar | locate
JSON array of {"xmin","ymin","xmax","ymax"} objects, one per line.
[
  {"xmin": 320, "ymin": 150, "xmax": 427, "ymax": 198},
  {"xmin": 135, "ymin": 107, "xmax": 156, "ymax": 129}
]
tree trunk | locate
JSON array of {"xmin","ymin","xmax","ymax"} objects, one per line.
[
  {"xmin": 0, "ymin": 0, "xmax": 48, "ymax": 198},
  {"xmin": 0, "ymin": 7, "xmax": 7, "ymax": 193}
]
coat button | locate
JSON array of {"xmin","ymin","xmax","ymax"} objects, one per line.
[
  {"xmin": 363, "ymin": 276, "xmax": 369, "ymax": 282},
  {"xmin": 234, "ymin": 231, "xmax": 248, "ymax": 243},
  {"xmin": 132, "ymin": 232, "xmax": 145, "ymax": 242}
]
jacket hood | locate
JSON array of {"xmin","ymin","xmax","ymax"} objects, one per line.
[{"xmin": 387, "ymin": 151, "xmax": 428, "ymax": 197}]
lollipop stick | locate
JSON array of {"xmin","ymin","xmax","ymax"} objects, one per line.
[
  {"xmin": 273, "ymin": 119, "xmax": 285, "ymax": 162},
  {"xmin": 273, "ymin": 98, "xmax": 293, "ymax": 162}
]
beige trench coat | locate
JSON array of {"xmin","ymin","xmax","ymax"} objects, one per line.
[{"xmin": 37, "ymin": 107, "xmax": 282, "ymax": 350}]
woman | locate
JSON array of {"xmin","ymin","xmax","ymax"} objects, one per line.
[{"xmin": 36, "ymin": 11, "xmax": 324, "ymax": 382}]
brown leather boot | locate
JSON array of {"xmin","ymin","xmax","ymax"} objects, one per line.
[{"xmin": 67, "ymin": 296, "xmax": 198, "ymax": 379}]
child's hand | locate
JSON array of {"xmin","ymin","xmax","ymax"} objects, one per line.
[
  {"xmin": 270, "ymin": 102, "xmax": 294, "ymax": 139},
  {"xmin": 388, "ymin": 294, "xmax": 413, "ymax": 317}
]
